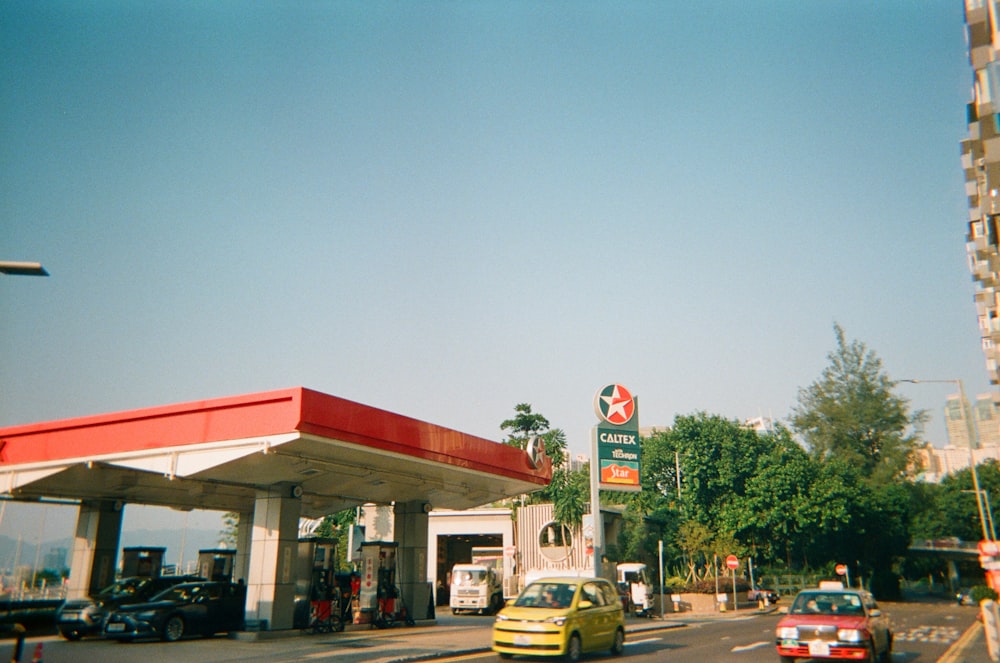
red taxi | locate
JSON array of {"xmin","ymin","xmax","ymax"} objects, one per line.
[{"xmin": 775, "ymin": 582, "xmax": 892, "ymax": 662}]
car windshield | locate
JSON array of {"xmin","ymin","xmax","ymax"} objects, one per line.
[
  {"xmin": 514, "ymin": 582, "xmax": 575, "ymax": 609},
  {"xmin": 453, "ymin": 570, "xmax": 487, "ymax": 586},
  {"xmin": 97, "ymin": 578, "xmax": 149, "ymax": 599},
  {"xmin": 790, "ymin": 592, "xmax": 865, "ymax": 616}
]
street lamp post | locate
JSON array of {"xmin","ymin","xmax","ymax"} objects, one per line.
[
  {"xmin": 901, "ymin": 378, "xmax": 992, "ymax": 542},
  {"xmin": 985, "ymin": 490, "xmax": 997, "ymax": 542},
  {"xmin": 964, "ymin": 489, "xmax": 998, "ymax": 540},
  {"xmin": 0, "ymin": 261, "xmax": 48, "ymax": 277}
]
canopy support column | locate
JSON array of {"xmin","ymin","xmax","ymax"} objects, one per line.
[
  {"xmin": 394, "ymin": 500, "xmax": 431, "ymax": 620},
  {"xmin": 66, "ymin": 500, "xmax": 123, "ymax": 600},
  {"xmin": 244, "ymin": 484, "xmax": 301, "ymax": 630}
]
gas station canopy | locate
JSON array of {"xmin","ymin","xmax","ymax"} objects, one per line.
[{"xmin": 0, "ymin": 387, "xmax": 552, "ymax": 517}]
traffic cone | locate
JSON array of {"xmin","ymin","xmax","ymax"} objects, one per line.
[{"xmin": 30, "ymin": 642, "xmax": 42, "ymax": 663}]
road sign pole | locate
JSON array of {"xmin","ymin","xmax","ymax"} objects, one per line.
[
  {"xmin": 725, "ymin": 554, "xmax": 739, "ymax": 612},
  {"xmin": 732, "ymin": 572, "xmax": 737, "ymax": 612},
  {"xmin": 658, "ymin": 540, "xmax": 664, "ymax": 617}
]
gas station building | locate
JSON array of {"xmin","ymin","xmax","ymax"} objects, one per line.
[{"xmin": 0, "ymin": 387, "xmax": 551, "ymax": 629}]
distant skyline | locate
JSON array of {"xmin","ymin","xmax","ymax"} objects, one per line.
[{"xmin": 1, "ymin": 1, "xmax": 988, "ymax": 477}]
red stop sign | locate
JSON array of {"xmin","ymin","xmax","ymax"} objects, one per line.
[
  {"xmin": 725, "ymin": 554, "xmax": 739, "ymax": 569},
  {"xmin": 835, "ymin": 564, "xmax": 848, "ymax": 576}
]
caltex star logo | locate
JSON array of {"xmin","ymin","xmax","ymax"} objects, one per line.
[{"xmin": 595, "ymin": 384, "xmax": 635, "ymax": 425}]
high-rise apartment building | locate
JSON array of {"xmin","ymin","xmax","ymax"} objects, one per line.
[
  {"xmin": 963, "ymin": 1, "xmax": 1000, "ymax": 384},
  {"xmin": 944, "ymin": 392, "xmax": 1000, "ymax": 448}
]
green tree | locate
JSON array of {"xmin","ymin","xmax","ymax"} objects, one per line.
[
  {"xmin": 790, "ymin": 323, "xmax": 923, "ymax": 480},
  {"xmin": 499, "ymin": 404, "xmax": 582, "ymax": 555},
  {"xmin": 925, "ymin": 460, "xmax": 1000, "ymax": 542},
  {"xmin": 220, "ymin": 512, "xmax": 239, "ymax": 548},
  {"xmin": 722, "ymin": 427, "xmax": 818, "ymax": 566},
  {"xmin": 312, "ymin": 508, "xmax": 357, "ymax": 572},
  {"xmin": 676, "ymin": 520, "xmax": 715, "ymax": 582},
  {"xmin": 550, "ymin": 465, "xmax": 588, "ymax": 530},
  {"xmin": 500, "ymin": 403, "xmax": 567, "ymax": 471},
  {"xmin": 500, "ymin": 403, "xmax": 550, "ymax": 448},
  {"xmin": 789, "ymin": 325, "xmax": 926, "ymax": 596},
  {"xmin": 667, "ymin": 413, "xmax": 769, "ymax": 526}
]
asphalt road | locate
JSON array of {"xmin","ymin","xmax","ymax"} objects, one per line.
[{"xmin": 3, "ymin": 597, "xmax": 981, "ymax": 663}]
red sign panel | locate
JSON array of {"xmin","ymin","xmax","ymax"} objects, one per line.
[{"xmin": 725, "ymin": 555, "xmax": 739, "ymax": 569}]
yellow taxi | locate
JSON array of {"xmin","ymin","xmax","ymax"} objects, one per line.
[{"xmin": 492, "ymin": 576, "xmax": 625, "ymax": 661}]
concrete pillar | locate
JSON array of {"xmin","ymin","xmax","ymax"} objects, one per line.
[
  {"xmin": 233, "ymin": 509, "xmax": 254, "ymax": 583},
  {"xmin": 394, "ymin": 500, "xmax": 431, "ymax": 620},
  {"xmin": 66, "ymin": 500, "xmax": 124, "ymax": 600},
  {"xmin": 244, "ymin": 484, "xmax": 301, "ymax": 630}
]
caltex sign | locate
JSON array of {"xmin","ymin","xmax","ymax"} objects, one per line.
[{"xmin": 593, "ymin": 384, "xmax": 641, "ymax": 492}]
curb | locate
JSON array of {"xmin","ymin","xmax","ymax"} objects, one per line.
[{"xmin": 938, "ymin": 621, "xmax": 985, "ymax": 663}]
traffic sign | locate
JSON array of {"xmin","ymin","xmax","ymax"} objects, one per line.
[
  {"xmin": 726, "ymin": 554, "xmax": 739, "ymax": 569},
  {"xmin": 835, "ymin": 564, "xmax": 848, "ymax": 576}
]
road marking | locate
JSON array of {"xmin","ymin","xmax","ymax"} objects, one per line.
[
  {"xmin": 731, "ymin": 640, "xmax": 772, "ymax": 653},
  {"xmin": 894, "ymin": 625, "xmax": 961, "ymax": 644}
]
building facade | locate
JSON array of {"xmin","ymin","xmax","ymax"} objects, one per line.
[
  {"xmin": 944, "ymin": 391, "xmax": 1000, "ymax": 448},
  {"xmin": 964, "ymin": 1, "xmax": 1000, "ymax": 384}
]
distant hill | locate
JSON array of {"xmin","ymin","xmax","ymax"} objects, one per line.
[{"xmin": 0, "ymin": 528, "xmax": 226, "ymax": 575}]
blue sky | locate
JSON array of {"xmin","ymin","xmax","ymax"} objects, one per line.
[{"xmin": 0, "ymin": 2, "xmax": 986, "ymax": 536}]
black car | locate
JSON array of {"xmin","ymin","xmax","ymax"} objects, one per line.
[
  {"xmin": 56, "ymin": 575, "xmax": 205, "ymax": 641},
  {"xmin": 103, "ymin": 581, "xmax": 246, "ymax": 642}
]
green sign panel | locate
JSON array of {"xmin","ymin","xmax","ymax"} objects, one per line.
[{"xmin": 592, "ymin": 384, "xmax": 641, "ymax": 492}]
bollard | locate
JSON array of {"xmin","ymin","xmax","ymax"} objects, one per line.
[{"xmin": 982, "ymin": 599, "xmax": 1000, "ymax": 662}]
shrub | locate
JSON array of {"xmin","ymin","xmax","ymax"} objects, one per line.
[
  {"xmin": 971, "ymin": 585, "xmax": 998, "ymax": 604},
  {"xmin": 684, "ymin": 577, "xmax": 751, "ymax": 594}
]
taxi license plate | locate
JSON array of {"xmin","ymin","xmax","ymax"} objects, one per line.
[
  {"xmin": 106, "ymin": 623, "xmax": 125, "ymax": 632},
  {"xmin": 514, "ymin": 635, "xmax": 532, "ymax": 645},
  {"xmin": 808, "ymin": 640, "xmax": 830, "ymax": 656}
]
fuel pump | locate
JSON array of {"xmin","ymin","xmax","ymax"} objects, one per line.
[{"xmin": 359, "ymin": 541, "xmax": 399, "ymax": 626}]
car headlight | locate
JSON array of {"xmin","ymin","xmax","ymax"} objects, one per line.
[
  {"xmin": 135, "ymin": 611, "xmax": 158, "ymax": 621},
  {"xmin": 777, "ymin": 626, "xmax": 799, "ymax": 639},
  {"xmin": 544, "ymin": 616, "xmax": 566, "ymax": 626},
  {"xmin": 494, "ymin": 613, "xmax": 509, "ymax": 622},
  {"xmin": 837, "ymin": 628, "xmax": 864, "ymax": 642}
]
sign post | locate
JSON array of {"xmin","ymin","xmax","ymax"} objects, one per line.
[
  {"xmin": 591, "ymin": 384, "xmax": 641, "ymax": 579},
  {"xmin": 726, "ymin": 555, "xmax": 739, "ymax": 611},
  {"xmin": 835, "ymin": 563, "xmax": 850, "ymax": 588}
]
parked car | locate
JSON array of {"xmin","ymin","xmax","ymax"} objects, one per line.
[
  {"xmin": 56, "ymin": 575, "xmax": 204, "ymax": 641},
  {"xmin": 492, "ymin": 576, "xmax": 625, "ymax": 661},
  {"xmin": 775, "ymin": 582, "xmax": 892, "ymax": 662},
  {"xmin": 103, "ymin": 581, "xmax": 245, "ymax": 642}
]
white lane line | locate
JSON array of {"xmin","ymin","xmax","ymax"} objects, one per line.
[{"xmin": 731, "ymin": 640, "xmax": 773, "ymax": 653}]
